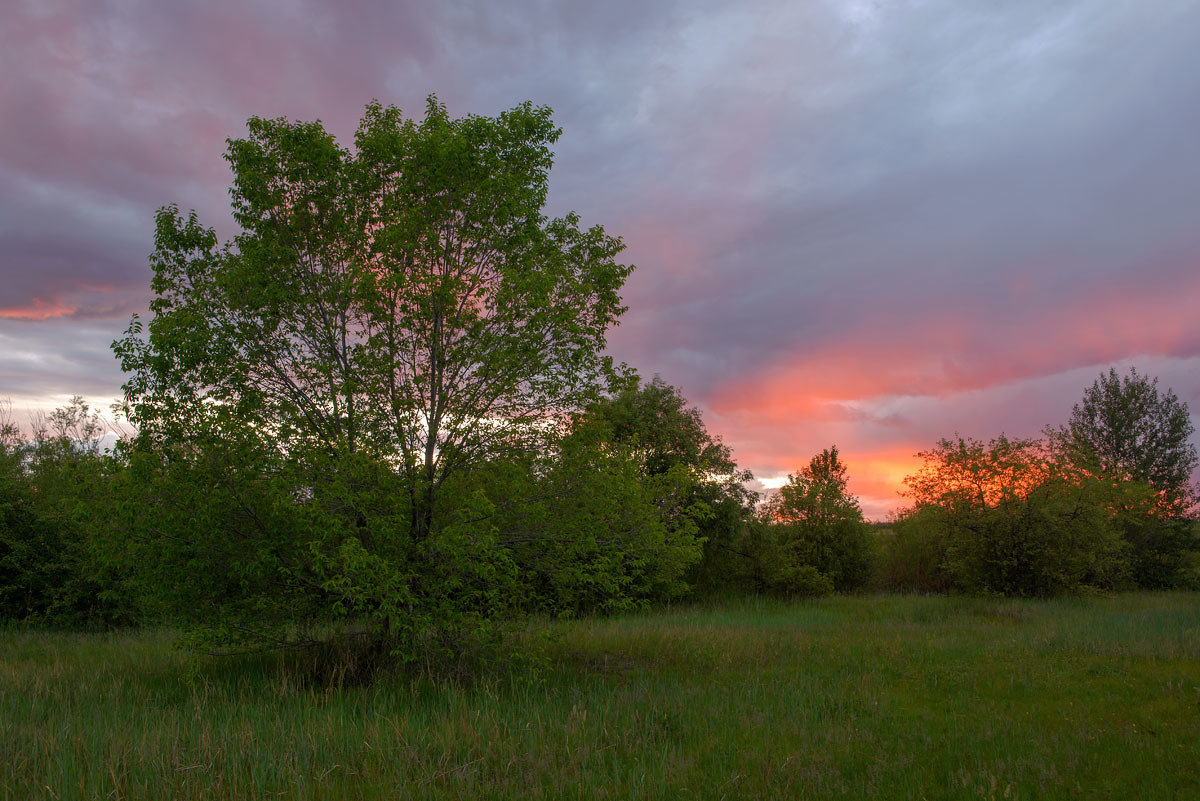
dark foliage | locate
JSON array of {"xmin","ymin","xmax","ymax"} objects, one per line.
[{"xmin": 0, "ymin": 399, "xmax": 133, "ymax": 627}]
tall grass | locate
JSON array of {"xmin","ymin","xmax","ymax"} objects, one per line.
[{"xmin": 3, "ymin": 593, "xmax": 1199, "ymax": 800}]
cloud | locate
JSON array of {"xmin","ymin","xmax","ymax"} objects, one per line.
[
  {"xmin": 0, "ymin": 299, "xmax": 76, "ymax": 321},
  {"xmin": 1, "ymin": 0, "xmax": 1198, "ymax": 510}
]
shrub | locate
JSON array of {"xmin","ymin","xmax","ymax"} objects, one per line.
[
  {"xmin": 897, "ymin": 435, "xmax": 1127, "ymax": 596},
  {"xmin": 0, "ymin": 399, "xmax": 133, "ymax": 628},
  {"xmin": 770, "ymin": 563, "xmax": 835, "ymax": 598},
  {"xmin": 876, "ymin": 518, "xmax": 953, "ymax": 594},
  {"xmin": 1118, "ymin": 516, "xmax": 1200, "ymax": 589}
]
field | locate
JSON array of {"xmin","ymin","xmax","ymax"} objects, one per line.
[{"xmin": 3, "ymin": 594, "xmax": 1199, "ymax": 800}]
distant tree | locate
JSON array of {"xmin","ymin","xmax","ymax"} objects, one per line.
[
  {"xmin": 0, "ymin": 401, "xmax": 19, "ymax": 452},
  {"xmin": 763, "ymin": 446, "xmax": 873, "ymax": 594},
  {"xmin": 1053, "ymin": 367, "xmax": 1198, "ymax": 516},
  {"xmin": 573, "ymin": 376, "xmax": 758, "ymax": 595},
  {"xmin": 894, "ymin": 435, "xmax": 1126, "ymax": 596},
  {"xmin": 767, "ymin": 447, "xmax": 862, "ymax": 527},
  {"xmin": 1049, "ymin": 368, "xmax": 1199, "ymax": 587},
  {"xmin": 112, "ymin": 98, "xmax": 636, "ymax": 664}
]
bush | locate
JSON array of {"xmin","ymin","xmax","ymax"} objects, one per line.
[
  {"xmin": 685, "ymin": 501, "xmax": 769, "ymax": 596},
  {"xmin": 876, "ymin": 520, "xmax": 953, "ymax": 594},
  {"xmin": 494, "ymin": 432, "xmax": 705, "ymax": 617},
  {"xmin": 773, "ymin": 519, "xmax": 873, "ymax": 593},
  {"xmin": 1119, "ymin": 516, "xmax": 1200, "ymax": 589},
  {"xmin": 896, "ymin": 435, "xmax": 1127, "ymax": 596},
  {"xmin": 770, "ymin": 563, "xmax": 835, "ymax": 598},
  {"xmin": 0, "ymin": 399, "xmax": 133, "ymax": 628}
]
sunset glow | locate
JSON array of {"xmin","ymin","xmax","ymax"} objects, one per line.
[{"xmin": 0, "ymin": 298, "xmax": 76, "ymax": 321}]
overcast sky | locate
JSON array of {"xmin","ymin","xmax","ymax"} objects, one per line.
[{"xmin": 3, "ymin": 0, "xmax": 1199, "ymax": 516}]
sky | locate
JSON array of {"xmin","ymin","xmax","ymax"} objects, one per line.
[{"xmin": 3, "ymin": 0, "xmax": 1199, "ymax": 518}]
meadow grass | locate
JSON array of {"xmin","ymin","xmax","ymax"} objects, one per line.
[{"xmin": 2, "ymin": 593, "xmax": 1199, "ymax": 800}]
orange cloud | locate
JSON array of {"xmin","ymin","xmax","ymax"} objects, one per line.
[
  {"xmin": 713, "ymin": 264, "xmax": 1200, "ymax": 423},
  {"xmin": 752, "ymin": 445, "xmax": 921, "ymax": 520},
  {"xmin": 705, "ymin": 261, "xmax": 1200, "ymax": 517},
  {"xmin": 0, "ymin": 298, "xmax": 77, "ymax": 320},
  {"xmin": 844, "ymin": 447, "xmax": 920, "ymax": 501}
]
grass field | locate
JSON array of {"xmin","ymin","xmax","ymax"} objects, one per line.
[{"xmin": 3, "ymin": 593, "xmax": 1199, "ymax": 800}]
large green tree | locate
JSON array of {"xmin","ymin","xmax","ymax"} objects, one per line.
[{"xmin": 113, "ymin": 98, "xmax": 636, "ymax": 661}]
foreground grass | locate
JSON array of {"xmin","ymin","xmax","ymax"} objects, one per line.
[{"xmin": 3, "ymin": 594, "xmax": 1199, "ymax": 800}]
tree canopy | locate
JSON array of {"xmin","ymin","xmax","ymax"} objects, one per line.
[
  {"xmin": 117, "ymin": 97, "xmax": 630, "ymax": 537},
  {"xmin": 765, "ymin": 446, "xmax": 861, "ymax": 527},
  {"xmin": 571, "ymin": 376, "xmax": 759, "ymax": 594}
]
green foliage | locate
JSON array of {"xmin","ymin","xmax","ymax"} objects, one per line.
[
  {"xmin": 496, "ymin": 433, "xmax": 704, "ymax": 616},
  {"xmin": 762, "ymin": 447, "xmax": 874, "ymax": 595},
  {"xmin": 1053, "ymin": 366, "xmax": 1198, "ymax": 516},
  {"xmin": 581, "ymin": 376, "xmax": 745, "ymax": 483},
  {"xmin": 0, "ymin": 398, "xmax": 133, "ymax": 627},
  {"xmin": 1047, "ymin": 367, "xmax": 1200, "ymax": 587},
  {"xmin": 686, "ymin": 507, "xmax": 773, "ymax": 595},
  {"xmin": 1118, "ymin": 515, "xmax": 1200, "ymax": 590},
  {"xmin": 112, "ymin": 98, "xmax": 646, "ymax": 663},
  {"xmin": 893, "ymin": 435, "xmax": 1127, "ymax": 596},
  {"xmin": 0, "ymin": 429, "xmax": 45, "ymax": 621},
  {"xmin": 875, "ymin": 520, "xmax": 954, "ymax": 594},
  {"xmin": 572, "ymin": 376, "xmax": 757, "ymax": 597},
  {"xmin": 768, "ymin": 562, "xmax": 835, "ymax": 597}
]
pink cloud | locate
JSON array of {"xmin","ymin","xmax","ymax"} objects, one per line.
[
  {"xmin": 0, "ymin": 298, "xmax": 77, "ymax": 320},
  {"xmin": 703, "ymin": 257, "xmax": 1200, "ymax": 516},
  {"xmin": 713, "ymin": 261, "xmax": 1200, "ymax": 420}
]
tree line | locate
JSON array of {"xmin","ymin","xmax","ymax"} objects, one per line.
[{"xmin": 2, "ymin": 99, "xmax": 1197, "ymax": 672}]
